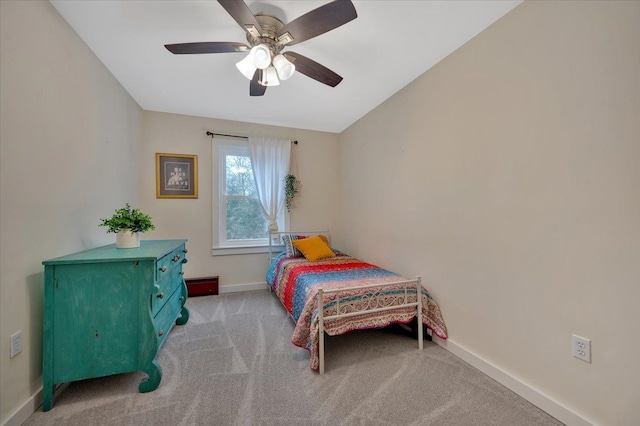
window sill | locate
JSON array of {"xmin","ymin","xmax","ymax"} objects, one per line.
[{"xmin": 212, "ymin": 244, "xmax": 283, "ymax": 256}]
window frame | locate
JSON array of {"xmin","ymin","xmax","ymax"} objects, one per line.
[{"xmin": 212, "ymin": 140, "xmax": 288, "ymax": 255}]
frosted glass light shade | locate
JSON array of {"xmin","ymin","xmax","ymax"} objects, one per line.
[
  {"xmin": 235, "ymin": 55, "xmax": 257, "ymax": 80},
  {"xmin": 259, "ymin": 66, "xmax": 280, "ymax": 86},
  {"xmin": 249, "ymin": 44, "xmax": 271, "ymax": 69},
  {"xmin": 273, "ymin": 54, "xmax": 295, "ymax": 80}
]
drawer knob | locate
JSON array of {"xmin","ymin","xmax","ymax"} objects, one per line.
[
  {"xmin": 181, "ymin": 258, "xmax": 188, "ymax": 264},
  {"xmin": 183, "ymin": 249, "xmax": 188, "ymax": 253},
  {"xmin": 157, "ymin": 292, "xmax": 164, "ymax": 299},
  {"xmin": 179, "ymin": 296, "xmax": 185, "ymax": 302},
  {"xmin": 180, "ymin": 271, "xmax": 185, "ymax": 276},
  {"xmin": 173, "ymin": 254, "xmax": 181, "ymax": 262},
  {"xmin": 160, "ymin": 266, "xmax": 167, "ymax": 272},
  {"xmin": 158, "ymin": 330, "xmax": 164, "ymax": 337}
]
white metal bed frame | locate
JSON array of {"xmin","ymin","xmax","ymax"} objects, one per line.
[{"xmin": 269, "ymin": 231, "xmax": 424, "ymax": 374}]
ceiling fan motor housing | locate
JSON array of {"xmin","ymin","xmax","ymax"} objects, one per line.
[{"xmin": 246, "ymin": 14, "xmax": 289, "ymax": 56}]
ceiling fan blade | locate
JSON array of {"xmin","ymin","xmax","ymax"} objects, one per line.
[
  {"xmin": 165, "ymin": 42, "xmax": 249, "ymax": 54},
  {"xmin": 250, "ymin": 70, "xmax": 267, "ymax": 96},
  {"xmin": 284, "ymin": 52, "xmax": 343, "ymax": 87},
  {"xmin": 218, "ymin": 0, "xmax": 263, "ymax": 38},
  {"xmin": 276, "ymin": 0, "xmax": 357, "ymax": 46}
]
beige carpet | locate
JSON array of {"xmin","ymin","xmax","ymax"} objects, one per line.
[{"xmin": 24, "ymin": 290, "xmax": 563, "ymax": 425}]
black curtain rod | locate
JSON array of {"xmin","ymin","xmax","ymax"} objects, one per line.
[
  {"xmin": 205, "ymin": 131, "xmax": 297, "ymax": 144},
  {"xmin": 205, "ymin": 131, "xmax": 246, "ymax": 139}
]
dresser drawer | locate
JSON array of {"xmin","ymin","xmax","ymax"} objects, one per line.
[
  {"xmin": 152, "ymin": 267, "xmax": 183, "ymax": 315},
  {"xmin": 156, "ymin": 245, "xmax": 187, "ymax": 281},
  {"xmin": 153, "ymin": 286, "xmax": 183, "ymax": 347}
]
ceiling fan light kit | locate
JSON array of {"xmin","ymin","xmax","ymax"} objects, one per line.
[
  {"xmin": 248, "ymin": 43, "xmax": 272, "ymax": 69},
  {"xmin": 273, "ymin": 54, "xmax": 295, "ymax": 81},
  {"xmin": 235, "ymin": 55, "xmax": 257, "ymax": 80},
  {"xmin": 165, "ymin": 0, "xmax": 358, "ymax": 96},
  {"xmin": 260, "ymin": 66, "xmax": 280, "ymax": 87},
  {"xmin": 238, "ymin": 46, "xmax": 294, "ymax": 87}
]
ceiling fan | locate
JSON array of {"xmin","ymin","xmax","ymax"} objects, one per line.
[{"xmin": 164, "ymin": 0, "xmax": 357, "ymax": 96}]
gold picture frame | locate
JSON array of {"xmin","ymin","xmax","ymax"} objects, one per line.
[{"xmin": 156, "ymin": 153, "xmax": 198, "ymax": 199}]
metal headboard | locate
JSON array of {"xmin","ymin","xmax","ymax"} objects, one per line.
[{"xmin": 268, "ymin": 230, "xmax": 330, "ymax": 262}]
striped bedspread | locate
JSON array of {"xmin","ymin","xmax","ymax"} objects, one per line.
[{"xmin": 266, "ymin": 251, "xmax": 448, "ymax": 370}]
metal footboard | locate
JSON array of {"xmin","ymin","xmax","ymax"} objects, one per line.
[{"xmin": 317, "ymin": 277, "xmax": 423, "ymax": 374}]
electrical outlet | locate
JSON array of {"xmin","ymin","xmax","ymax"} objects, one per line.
[
  {"xmin": 10, "ymin": 330, "xmax": 22, "ymax": 358},
  {"xmin": 572, "ymin": 334, "xmax": 591, "ymax": 363}
]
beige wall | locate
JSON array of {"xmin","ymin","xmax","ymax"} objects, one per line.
[
  {"xmin": 140, "ymin": 111, "xmax": 340, "ymax": 289},
  {"xmin": 339, "ymin": 1, "xmax": 640, "ymax": 425},
  {"xmin": 0, "ymin": 1, "xmax": 143, "ymax": 422}
]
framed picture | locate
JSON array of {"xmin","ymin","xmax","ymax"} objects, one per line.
[{"xmin": 156, "ymin": 153, "xmax": 198, "ymax": 199}]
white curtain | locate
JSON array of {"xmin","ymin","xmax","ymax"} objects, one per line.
[{"xmin": 248, "ymin": 137, "xmax": 291, "ymax": 233}]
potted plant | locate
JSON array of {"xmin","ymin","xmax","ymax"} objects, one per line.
[
  {"xmin": 99, "ymin": 203, "xmax": 155, "ymax": 248},
  {"xmin": 284, "ymin": 174, "xmax": 299, "ymax": 212}
]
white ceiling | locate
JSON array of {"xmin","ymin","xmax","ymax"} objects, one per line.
[{"xmin": 50, "ymin": 0, "xmax": 521, "ymax": 133}]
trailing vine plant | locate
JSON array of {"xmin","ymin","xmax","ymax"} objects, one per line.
[{"xmin": 284, "ymin": 174, "xmax": 299, "ymax": 212}]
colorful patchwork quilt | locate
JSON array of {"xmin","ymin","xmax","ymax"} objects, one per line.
[{"xmin": 266, "ymin": 251, "xmax": 448, "ymax": 370}]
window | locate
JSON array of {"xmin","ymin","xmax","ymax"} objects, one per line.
[{"xmin": 216, "ymin": 143, "xmax": 285, "ymax": 251}]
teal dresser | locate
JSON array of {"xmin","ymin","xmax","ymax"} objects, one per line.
[{"xmin": 42, "ymin": 239, "xmax": 189, "ymax": 411}]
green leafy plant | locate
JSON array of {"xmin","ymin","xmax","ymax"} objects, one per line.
[
  {"xmin": 99, "ymin": 203, "xmax": 155, "ymax": 233},
  {"xmin": 284, "ymin": 174, "xmax": 299, "ymax": 212}
]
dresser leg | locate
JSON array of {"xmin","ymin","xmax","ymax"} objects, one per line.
[
  {"xmin": 42, "ymin": 383, "xmax": 53, "ymax": 412},
  {"xmin": 176, "ymin": 279, "xmax": 189, "ymax": 326},
  {"xmin": 176, "ymin": 306, "xmax": 189, "ymax": 325},
  {"xmin": 139, "ymin": 360, "xmax": 162, "ymax": 393}
]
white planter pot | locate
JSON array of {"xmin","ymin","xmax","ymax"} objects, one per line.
[{"xmin": 116, "ymin": 230, "xmax": 140, "ymax": 249}]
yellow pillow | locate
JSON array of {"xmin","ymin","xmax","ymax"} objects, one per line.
[
  {"xmin": 292, "ymin": 235, "xmax": 335, "ymax": 262},
  {"xmin": 316, "ymin": 234, "xmax": 330, "ymax": 246}
]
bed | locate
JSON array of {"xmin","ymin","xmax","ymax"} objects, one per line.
[{"xmin": 266, "ymin": 231, "xmax": 448, "ymax": 373}]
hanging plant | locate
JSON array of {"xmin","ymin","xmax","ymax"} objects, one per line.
[{"xmin": 284, "ymin": 174, "xmax": 299, "ymax": 212}]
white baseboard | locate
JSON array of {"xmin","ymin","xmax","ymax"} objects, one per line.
[
  {"xmin": 218, "ymin": 282, "xmax": 268, "ymax": 294},
  {"xmin": 1, "ymin": 386, "xmax": 42, "ymax": 426},
  {"xmin": 435, "ymin": 337, "xmax": 595, "ymax": 426},
  {"xmin": 2, "ymin": 383, "xmax": 71, "ymax": 426}
]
